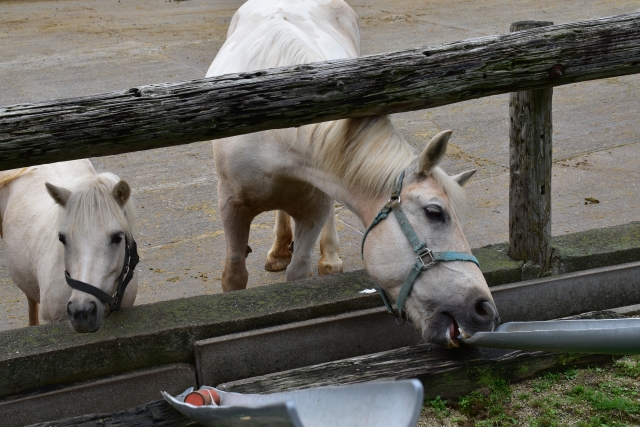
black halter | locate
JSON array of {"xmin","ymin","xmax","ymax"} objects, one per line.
[{"xmin": 65, "ymin": 237, "xmax": 140, "ymax": 314}]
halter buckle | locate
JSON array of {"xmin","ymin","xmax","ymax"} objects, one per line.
[{"xmin": 417, "ymin": 248, "xmax": 436, "ymax": 269}]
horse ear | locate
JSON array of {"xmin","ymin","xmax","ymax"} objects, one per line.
[
  {"xmin": 451, "ymin": 169, "xmax": 477, "ymax": 187},
  {"xmin": 45, "ymin": 182, "xmax": 71, "ymax": 207},
  {"xmin": 419, "ymin": 130, "xmax": 452, "ymax": 174},
  {"xmin": 112, "ymin": 180, "xmax": 131, "ymax": 207}
]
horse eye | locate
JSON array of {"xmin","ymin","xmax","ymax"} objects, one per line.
[
  {"xmin": 111, "ymin": 233, "xmax": 123, "ymax": 244},
  {"xmin": 424, "ymin": 206, "xmax": 445, "ymax": 222},
  {"xmin": 58, "ymin": 233, "xmax": 67, "ymax": 245}
]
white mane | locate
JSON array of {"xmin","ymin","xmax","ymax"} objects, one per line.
[
  {"xmin": 309, "ymin": 118, "xmax": 468, "ymax": 213},
  {"xmin": 308, "ymin": 116, "xmax": 414, "ymax": 197},
  {"xmin": 0, "ymin": 167, "xmax": 31, "ymax": 189},
  {"xmin": 0, "ymin": 168, "xmax": 33, "ymax": 237},
  {"xmin": 62, "ymin": 173, "xmax": 135, "ymax": 240}
]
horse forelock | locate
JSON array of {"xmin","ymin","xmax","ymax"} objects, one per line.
[{"xmin": 63, "ymin": 173, "xmax": 134, "ymax": 239}]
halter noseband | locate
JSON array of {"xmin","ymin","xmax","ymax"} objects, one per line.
[
  {"xmin": 65, "ymin": 237, "xmax": 140, "ymax": 314},
  {"xmin": 360, "ymin": 171, "xmax": 480, "ymax": 322}
]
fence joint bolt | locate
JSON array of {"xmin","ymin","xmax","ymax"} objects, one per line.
[{"xmin": 549, "ymin": 64, "xmax": 564, "ymax": 79}]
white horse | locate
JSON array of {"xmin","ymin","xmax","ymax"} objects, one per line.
[
  {"xmin": 0, "ymin": 160, "xmax": 138, "ymax": 332},
  {"xmin": 208, "ymin": 0, "xmax": 498, "ymax": 346}
]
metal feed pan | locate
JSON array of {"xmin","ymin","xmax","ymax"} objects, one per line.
[{"xmin": 163, "ymin": 379, "xmax": 423, "ymax": 427}]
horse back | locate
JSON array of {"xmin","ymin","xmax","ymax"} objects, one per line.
[
  {"xmin": 209, "ymin": 0, "xmax": 361, "ymax": 207},
  {"xmin": 206, "ymin": 0, "xmax": 360, "ymax": 77}
]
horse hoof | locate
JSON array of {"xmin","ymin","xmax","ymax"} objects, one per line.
[
  {"xmin": 318, "ymin": 259, "xmax": 344, "ymax": 276},
  {"xmin": 265, "ymin": 253, "xmax": 292, "ymax": 272}
]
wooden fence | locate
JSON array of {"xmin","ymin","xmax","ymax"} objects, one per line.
[{"xmin": 1, "ymin": 12, "xmax": 639, "ymax": 270}]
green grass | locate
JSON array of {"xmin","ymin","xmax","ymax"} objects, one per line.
[
  {"xmin": 427, "ymin": 395, "xmax": 450, "ymax": 419},
  {"xmin": 418, "ymin": 356, "xmax": 640, "ymax": 427}
]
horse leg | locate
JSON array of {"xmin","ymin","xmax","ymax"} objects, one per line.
[
  {"xmin": 318, "ymin": 203, "xmax": 343, "ymax": 276},
  {"xmin": 265, "ymin": 210, "xmax": 293, "ymax": 272},
  {"xmin": 220, "ymin": 203, "xmax": 254, "ymax": 292},
  {"xmin": 27, "ymin": 296, "xmax": 39, "ymax": 326},
  {"xmin": 286, "ymin": 198, "xmax": 332, "ymax": 281}
]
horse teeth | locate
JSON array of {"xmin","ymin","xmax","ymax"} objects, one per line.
[{"xmin": 459, "ymin": 328, "xmax": 472, "ymax": 339}]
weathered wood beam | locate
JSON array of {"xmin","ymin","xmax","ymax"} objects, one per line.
[
  {"xmin": 1, "ymin": 13, "xmax": 639, "ymax": 170},
  {"xmin": 216, "ymin": 343, "xmax": 613, "ymax": 398},
  {"xmin": 509, "ymin": 21, "xmax": 555, "ymax": 272}
]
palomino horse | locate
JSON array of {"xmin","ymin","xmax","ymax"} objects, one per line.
[
  {"xmin": 0, "ymin": 160, "xmax": 138, "ymax": 332},
  {"xmin": 208, "ymin": 0, "xmax": 499, "ymax": 346}
]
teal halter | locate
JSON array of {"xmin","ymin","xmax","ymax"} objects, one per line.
[{"xmin": 361, "ymin": 171, "xmax": 480, "ymax": 321}]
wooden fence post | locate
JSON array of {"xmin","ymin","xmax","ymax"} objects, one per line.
[{"xmin": 509, "ymin": 21, "xmax": 554, "ymax": 273}]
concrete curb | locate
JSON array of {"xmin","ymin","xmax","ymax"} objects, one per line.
[
  {"xmin": 0, "ymin": 270, "xmax": 381, "ymax": 400},
  {"xmin": 474, "ymin": 221, "xmax": 640, "ymax": 285}
]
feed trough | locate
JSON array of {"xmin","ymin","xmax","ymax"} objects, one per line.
[
  {"xmin": 163, "ymin": 379, "xmax": 423, "ymax": 427},
  {"xmin": 462, "ymin": 319, "xmax": 640, "ymax": 355}
]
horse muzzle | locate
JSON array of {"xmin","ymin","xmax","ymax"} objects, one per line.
[
  {"xmin": 66, "ymin": 298, "xmax": 104, "ymax": 333},
  {"xmin": 63, "ymin": 238, "xmax": 140, "ymax": 332},
  {"xmin": 428, "ymin": 298, "xmax": 500, "ymax": 348}
]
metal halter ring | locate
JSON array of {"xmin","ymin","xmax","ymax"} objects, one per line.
[{"xmin": 417, "ymin": 249, "xmax": 437, "ymax": 269}]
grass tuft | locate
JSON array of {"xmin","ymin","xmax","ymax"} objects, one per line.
[{"xmin": 418, "ymin": 362, "xmax": 640, "ymax": 427}]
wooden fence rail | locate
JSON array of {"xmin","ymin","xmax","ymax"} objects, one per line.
[{"xmin": 1, "ymin": 13, "xmax": 639, "ymax": 171}]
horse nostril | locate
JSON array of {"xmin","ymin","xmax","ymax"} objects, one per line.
[
  {"xmin": 475, "ymin": 300, "xmax": 488, "ymax": 316},
  {"xmin": 87, "ymin": 301, "xmax": 97, "ymax": 316},
  {"xmin": 66, "ymin": 302, "xmax": 74, "ymax": 319},
  {"xmin": 472, "ymin": 298, "xmax": 498, "ymax": 323}
]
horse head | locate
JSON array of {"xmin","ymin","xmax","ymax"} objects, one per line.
[
  {"xmin": 46, "ymin": 174, "xmax": 136, "ymax": 333},
  {"xmin": 362, "ymin": 130, "xmax": 499, "ymax": 347}
]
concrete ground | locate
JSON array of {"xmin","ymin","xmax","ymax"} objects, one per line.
[{"xmin": 0, "ymin": 0, "xmax": 638, "ymax": 331}]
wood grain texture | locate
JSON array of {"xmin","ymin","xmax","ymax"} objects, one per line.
[
  {"xmin": 1, "ymin": 13, "xmax": 640, "ymax": 170},
  {"xmin": 216, "ymin": 343, "xmax": 611, "ymax": 398},
  {"xmin": 509, "ymin": 21, "xmax": 554, "ymax": 271}
]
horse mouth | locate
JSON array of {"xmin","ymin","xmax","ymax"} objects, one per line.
[
  {"xmin": 445, "ymin": 315, "xmax": 473, "ymax": 348},
  {"xmin": 445, "ymin": 316, "xmax": 460, "ymax": 347}
]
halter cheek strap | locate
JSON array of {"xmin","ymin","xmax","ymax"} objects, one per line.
[
  {"xmin": 65, "ymin": 237, "xmax": 140, "ymax": 314},
  {"xmin": 361, "ymin": 171, "xmax": 480, "ymax": 321}
]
